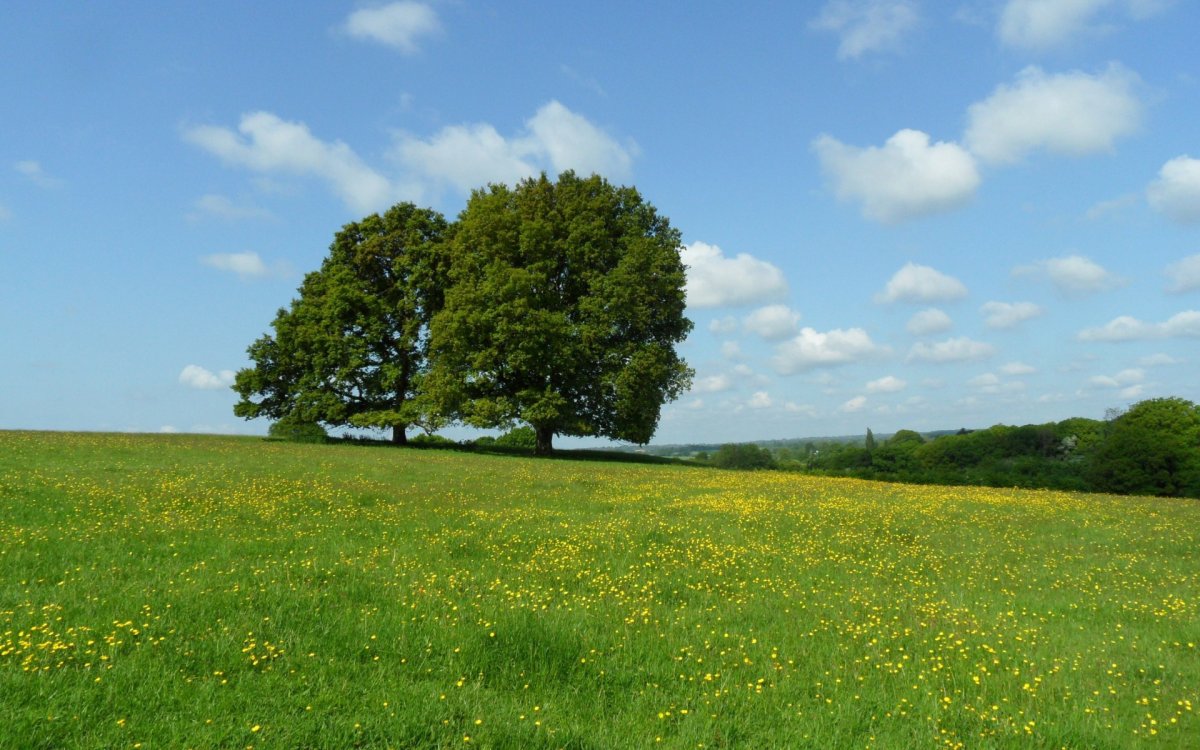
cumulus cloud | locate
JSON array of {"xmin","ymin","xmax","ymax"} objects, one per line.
[
  {"xmin": 179, "ymin": 364, "xmax": 236, "ymax": 390},
  {"xmin": 866, "ymin": 375, "xmax": 907, "ymax": 393},
  {"xmin": 1165, "ymin": 254, "xmax": 1200, "ymax": 293},
  {"xmin": 964, "ymin": 64, "xmax": 1141, "ymax": 165},
  {"xmin": 997, "ymin": 0, "xmax": 1175, "ymax": 50},
  {"xmin": 1089, "ymin": 367, "xmax": 1145, "ymax": 388},
  {"xmin": 393, "ymin": 100, "xmax": 635, "ymax": 193},
  {"xmin": 840, "ymin": 395, "xmax": 868, "ymax": 413},
  {"xmin": 748, "ymin": 391, "xmax": 774, "ymax": 409},
  {"xmin": 1014, "ymin": 254, "xmax": 1122, "ymax": 294},
  {"xmin": 1139, "ymin": 353, "xmax": 1179, "ymax": 367},
  {"xmin": 189, "ymin": 194, "xmax": 275, "ymax": 222},
  {"xmin": 876, "ymin": 263, "xmax": 968, "ymax": 304},
  {"xmin": 1001, "ymin": 361, "xmax": 1037, "ymax": 375},
  {"xmin": 1147, "ymin": 156, "xmax": 1200, "ymax": 224},
  {"xmin": 813, "ymin": 129, "xmax": 980, "ymax": 223},
  {"xmin": 1078, "ymin": 310, "xmax": 1200, "ymax": 341},
  {"xmin": 680, "ymin": 242, "xmax": 788, "ymax": 309},
  {"xmin": 772, "ymin": 327, "xmax": 888, "ymax": 374},
  {"xmin": 200, "ymin": 251, "xmax": 288, "ymax": 281},
  {"xmin": 907, "ymin": 337, "xmax": 995, "ymax": 363},
  {"xmin": 342, "ymin": 1, "xmax": 441, "ymax": 54},
  {"xmin": 743, "ymin": 305, "xmax": 802, "ymax": 341},
  {"xmin": 692, "ymin": 374, "xmax": 734, "ymax": 394},
  {"xmin": 721, "ymin": 341, "xmax": 745, "ymax": 361},
  {"xmin": 810, "ymin": 0, "xmax": 919, "ymax": 59},
  {"xmin": 14, "ymin": 160, "xmax": 63, "ymax": 188},
  {"xmin": 906, "ymin": 308, "xmax": 954, "ymax": 335},
  {"xmin": 980, "ymin": 300, "xmax": 1044, "ymax": 328},
  {"xmin": 183, "ymin": 112, "xmax": 396, "ymax": 213},
  {"xmin": 709, "ymin": 317, "xmax": 738, "ymax": 334},
  {"xmin": 185, "ymin": 102, "xmax": 633, "ymax": 211}
]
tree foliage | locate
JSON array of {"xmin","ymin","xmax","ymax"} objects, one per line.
[
  {"xmin": 424, "ymin": 172, "xmax": 693, "ymax": 453},
  {"xmin": 233, "ymin": 174, "xmax": 692, "ymax": 453},
  {"xmin": 233, "ymin": 203, "xmax": 449, "ymax": 444},
  {"xmin": 1086, "ymin": 397, "xmax": 1200, "ymax": 497}
]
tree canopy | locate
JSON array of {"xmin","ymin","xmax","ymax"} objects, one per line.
[
  {"xmin": 233, "ymin": 173, "xmax": 692, "ymax": 453},
  {"xmin": 233, "ymin": 203, "xmax": 449, "ymax": 444},
  {"xmin": 1086, "ymin": 397, "xmax": 1200, "ymax": 497},
  {"xmin": 423, "ymin": 171, "xmax": 693, "ymax": 453}
]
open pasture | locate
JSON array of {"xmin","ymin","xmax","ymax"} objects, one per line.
[{"xmin": 1, "ymin": 431, "xmax": 1197, "ymax": 748}]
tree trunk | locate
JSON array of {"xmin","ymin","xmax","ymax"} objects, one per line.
[
  {"xmin": 392, "ymin": 424, "xmax": 408, "ymax": 445},
  {"xmin": 534, "ymin": 425, "xmax": 554, "ymax": 455}
]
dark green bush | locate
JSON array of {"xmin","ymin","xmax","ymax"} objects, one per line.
[
  {"xmin": 268, "ymin": 418, "xmax": 327, "ymax": 444},
  {"xmin": 495, "ymin": 426, "xmax": 537, "ymax": 449}
]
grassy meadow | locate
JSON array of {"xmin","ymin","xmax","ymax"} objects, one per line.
[{"xmin": 1, "ymin": 431, "xmax": 1198, "ymax": 749}]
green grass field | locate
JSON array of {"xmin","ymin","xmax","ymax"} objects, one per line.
[{"xmin": 2, "ymin": 431, "xmax": 1197, "ymax": 749}]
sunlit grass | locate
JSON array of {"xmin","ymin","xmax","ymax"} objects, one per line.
[{"xmin": 1, "ymin": 431, "xmax": 1197, "ymax": 748}]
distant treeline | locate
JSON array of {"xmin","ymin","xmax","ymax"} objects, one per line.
[{"xmin": 692, "ymin": 397, "xmax": 1200, "ymax": 499}]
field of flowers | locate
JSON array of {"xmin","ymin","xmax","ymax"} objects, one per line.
[{"xmin": 1, "ymin": 431, "xmax": 1197, "ymax": 749}]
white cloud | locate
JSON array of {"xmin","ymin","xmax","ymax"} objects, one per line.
[
  {"xmin": 743, "ymin": 305, "xmax": 802, "ymax": 341},
  {"xmin": 1165, "ymin": 253, "xmax": 1200, "ymax": 293},
  {"xmin": 394, "ymin": 122, "xmax": 536, "ymax": 193},
  {"xmin": 1014, "ymin": 254, "xmax": 1121, "ymax": 294},
  {"xmin": 185, "ymin": 103, "xmax": 633, "ymax": 212},
  {"xmin": 179, "ymin": 364, "xmax": 236, "ymax": 390},
  {"xmin": 866, "ymin": 375, "xmax": 907, "ymax": 393},
  {"xmin": 158, "ymin": 425, "xmax": 180, "ymax": 434},
  {"xmin": 997, "ymin": 0, "xmax": 1174, "ymax": 50},
  {"xmin": 1001, "ymin": 361, "xmax": 1037, "ymax": 375},
  {"xmin": 680, "ymin": 241, "xmax": 788, "ymax": 309},
  {"xmin": 748, "ymin": 391, "xmax": 774, "ymax": 409},
  {"xmin": 721, "ymin": 341, "xmax": 745, "ymax": 361},
  {"xmin": 773, "ymin": 327, "xmax": 888, "ymax": 374},
  {"xmin": 523, "ymin": 100, "xmax": 636, "ymax": 179},
  {"xmin": 968, "ymin": 372, "xmax": 1001, "ymax": 388},
  {"xmin": 1147, "ymin": 156, "xmax": 1200, "ymax": 224},
  {"xmin": 1089, "ymin": 367, "xmax": 1144, "ymax": 388},
  {"xmin": 1139, "ymin": 353, "xmax": 1178, "ymax": 367},
  {"xmin": 980, "ymin": 300, "xmax": 1044, "ymax": 328},
  {"xmin": 840, "ymin": 395, "xmax": 868, "ymax": 413},
  {"xmin": 1086, "ymin": 192, "xmax": 1140, "ymax": 220},
  {"xmin": 709, "ymin": 317, "xmax": 738, "ymax": 334},
  {"xmin": 906, "ymin": 308, "xmax": 954, "ymax": 335},
  {"xmin": 343, "ymin": 1, "xmax": 441, "ymax": 54},
  {"xmin": 876, "ymin": 263, "xmax": 968, "ymax": 304},
  {"xmin": 814, "ymin": 129, "xmax": 980, "ymax": 223},
  {"xmin": 907, "ymin": 337, "xmax": 996, "ymax": 363},
  {"xmin": 785, "ymin": 401, "xmax": 817, "ymax": 416},
  {"xmin": 964, "ymin": 64, "xmax": 1141, "ymax": 164},
  {"xmin": 200, "ymin": 252, "xmax": 286, "ymax": 280},
  {"xmin": 1078, "ymin": 310, "xmax": 1200, "ymax": 341},
  {"xmin": 692, "ymin": 374, "xmax": 734, "ymax": 394},
  {"xmin": 810, "ymin": 0, "xmax": 919, "ymax": 59},
  {"xmin": 189, "ymin": 194, "xmax": 275, "ymax": 222},
  {"xmin": 183, "ymin": 111, "xmax": 396, "ymax": 213},
  {"xmin": 393, "ymin": 100, "xmax": 635, "ymax": 193},
  {"xmin": 14, "ymin": 160, "xmax": 63, "ymax": 188}
]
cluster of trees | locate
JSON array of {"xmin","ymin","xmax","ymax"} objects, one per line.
[
  {"xmin": 233, "ymin": 172, "xmax": 693, "ymax": 454},
  {"xmin": 784, "ymin": 397, "xmax": 1200, "ymax": 498}
]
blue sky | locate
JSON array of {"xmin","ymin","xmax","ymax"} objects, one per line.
[{"xmin": 2, "ymin": 1, "xmax": 1198, "ymax": 444}]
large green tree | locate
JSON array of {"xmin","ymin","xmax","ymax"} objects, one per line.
[
  {"xmin": 1086, "ymin": 397, "xmax": 1200, "ymax": 497},
  {"xmin": 232, "ymin": 203, "xmax": 449, "ymax": 444},
  {"xmin": 425, "ymin": 171, "xmax": 693, "ymax": 453}
]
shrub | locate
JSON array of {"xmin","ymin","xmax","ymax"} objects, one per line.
[
  {"xmin": 495, "ymin": 426, "xmax": 537, "ymax": 449},
  {"xmin": 268, "ymin": 417, "xmax": 327, "ymax": 444},
  {"xmin": 410, "ymin": 433, "xmax": 457, "ymax": 447}
]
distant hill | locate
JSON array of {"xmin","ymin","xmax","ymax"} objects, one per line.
[{"xmin": 615, "ymin": 430, "xmax": 964, "ymax": 458}]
